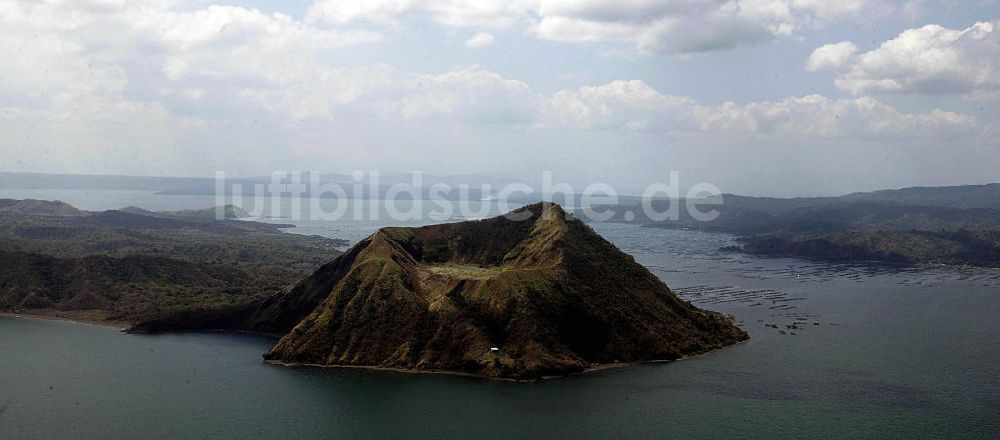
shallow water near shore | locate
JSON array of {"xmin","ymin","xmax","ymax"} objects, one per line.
[{"xmin": 1, "ymin": 190, "xmax": 999, "ymax": 438}]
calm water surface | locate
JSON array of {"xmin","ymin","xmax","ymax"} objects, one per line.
[{"xmin": 1, "ymin": 190, "xmax": 999, "ymax": 438}]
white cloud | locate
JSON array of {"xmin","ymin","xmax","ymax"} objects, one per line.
[
  {"xmin": 465, "ymin": 32, "xmax": 495, "ymax": 48},
  {"xmin": 541, "ymin": 0, "xmax": 897, "ymax": 54},
  {"xmin": 816, "ymin": 21, "xmax": 1000, "ymax": 97},
  {"xmin": 739, "ymin": 0, "xmax": 893, "ymax": 32},
  {"xmin": 393, "ymin": 66, "xmax": 537, "ymax": 124},
  {"xmin": 304, "ymin": 0, "xmax": 417, "ymax": 25},
  {"xmin": 544, "ymin": 80, "xmax": 698, "ymax": 130},
  {"xmin": 305, "ymin": 0, "xmax": 899, "ymax": 55},
  {"xmin": 0, "ymin": 1, "xmax": 383, "ymax": 122},
  {"xmin": 806, "ymin": 41, "xmax": 857, "ymax": 71},
  {"xmin": 0, "ymin": 0, "xmax": 979, "ymax": 135},
  {"xmin": 696, "ymin": 95, "xmax": 975, "ymax": 139},
  {"xmin": 534, "ymin": 12, "xmax": 775, "ymax": 55},
  {"xmin": 0, "ymin": 1, "xmax": 988, "ymax": 184},
  {"xmin": 542, "ymin": 80, "xmax": 975, "ymax": 139},
  {"xmin": 305, "ymin": 0, "xmax": 536, "ymax": 29}
]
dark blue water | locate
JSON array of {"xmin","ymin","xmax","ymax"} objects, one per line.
[{"xmin": 1, "ymin": 190, "xmax": 999, "ymax": 438}]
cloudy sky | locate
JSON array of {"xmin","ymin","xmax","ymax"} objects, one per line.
[{"xmin": 1, "ymin": 0, "xmax": 999, "ymax": 196}]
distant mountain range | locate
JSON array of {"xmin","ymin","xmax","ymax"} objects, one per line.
[
  {"xmin": 599, "ymin": 184, "xmax": 1000, "ymax": 267},
  {"xmin": 0, "ymin": 171, "xmax": 529, "ymax": 201}
]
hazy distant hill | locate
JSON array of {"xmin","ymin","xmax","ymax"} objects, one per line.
[
  {"xmin": 595, "ymin": 184, "xmax": 1000, "ymax": 267},
  {"xmin": 843, "ymin": 183, "xmax": 1000, "ymax": 209},
  {"xmin": 0, "ymin": 171, "xmax": 533, "ymax": 202},
  {"xmin": 0, "ymin": 200, "xmax": 345, "ymax": 323},
  {"xmin": 0, "ymin": 172, "xmax": 213, "ymax": 192},
  {"xmin": 0, "ymin": 198, "xmax": 85, "ymax": 216}
]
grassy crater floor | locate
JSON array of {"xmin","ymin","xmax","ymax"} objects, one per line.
[{"xmin": 425, "ymin": 262, "xmax": 510, "ymax": 279}]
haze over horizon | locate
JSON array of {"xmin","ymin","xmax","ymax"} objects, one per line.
[{"xmin": 3, "ymin": 0, "xmax": 1000, "ymax": 197}]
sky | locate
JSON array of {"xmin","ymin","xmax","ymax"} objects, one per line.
[{"xmin": 1, "ymin": 0, "xmax": 999, "ymax": 196}]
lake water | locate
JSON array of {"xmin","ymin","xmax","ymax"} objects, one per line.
[{"xmin": 1, "ymin": 190, "xmax": 999, "ymax": 438}]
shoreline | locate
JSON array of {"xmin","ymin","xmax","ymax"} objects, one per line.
[
  {"xmin": 128, "ymin": 327, "xmax": 283, "ymax": 339},
  {"xmin": 0, "ymin": 311, "xmax": 130, "ymax": 331},
  {"xmin": 2, "ymin": 311, "xmax": 749, "ymax": 383},
  {"xmin": 0, "ymin": 312, "xmax": 284, "ymax": 339},
  {"xmin": 265, "ymin": 360, "xmax": 523, "ymax": 381},
  {"xmin": 264, "ymin": 339, "xmax": 749, "ymax": 382}
]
